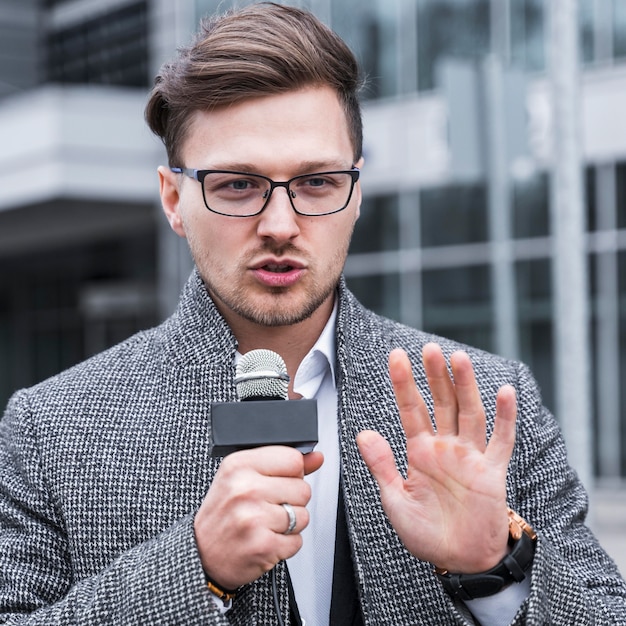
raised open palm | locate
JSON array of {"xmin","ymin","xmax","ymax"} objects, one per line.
[{"xmin": 357, "ymin": 343, "xmax": 517, "ymax": 573}]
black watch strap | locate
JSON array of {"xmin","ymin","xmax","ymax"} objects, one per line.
[{"xmin": 434, "ymin": 509, "xmax": 537, "ymax": 601}]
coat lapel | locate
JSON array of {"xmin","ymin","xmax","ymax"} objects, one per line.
[{"xmin": 334, "ymin": 280, "xmax": 456, "ymax": 625}]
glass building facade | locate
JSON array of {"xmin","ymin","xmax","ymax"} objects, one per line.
[
  {"xmin": 332, "ymin": 0, "xmax": 626, "ymax": 476},
  {"xmin": 46, "ymin": 1, "xmax": 149, "ymax": 87}
]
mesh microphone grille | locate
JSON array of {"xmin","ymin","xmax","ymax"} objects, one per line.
[{"xmin": 236, "ymin": 349, "xmax": 289, "ymax": 400}]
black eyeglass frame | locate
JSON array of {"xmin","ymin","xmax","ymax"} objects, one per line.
[{"xmin": 170, "ymin": 167, "xmax": 361, "ymax": 217}]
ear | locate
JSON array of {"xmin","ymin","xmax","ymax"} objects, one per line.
[
  {"xmin": 353, "ymin": 156, "xmax": 365, "ymax": 220},
  {"xmin": 158, "ymin": 166, "xmax": 187, "ymax": 238}
]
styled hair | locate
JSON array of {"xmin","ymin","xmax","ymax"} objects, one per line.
[{"xmin": 145, "ymin": 2, "xmax": 364, "ymax": 167}]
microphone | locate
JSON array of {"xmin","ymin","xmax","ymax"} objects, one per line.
[
  {"xmin": 235, "ymin": 349, "xmax": 290, "ymax": 401},
  {"xmin": 210, "ymin": 349, "xmax": 318, "ymax": 457}
]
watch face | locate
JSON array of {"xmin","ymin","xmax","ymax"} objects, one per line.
[{"xmin": 508, "ymin": 507, "xmax": 537, "ymax": 542}]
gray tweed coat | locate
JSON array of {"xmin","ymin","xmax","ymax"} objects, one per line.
[{"xmin": 0, "ymin": 270, "xmax": 624, "ymax": 625}]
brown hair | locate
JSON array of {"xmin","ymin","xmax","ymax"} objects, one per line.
[{"xmin": 145, "ymin": 2, "xmax": 364, "ymax": 167}]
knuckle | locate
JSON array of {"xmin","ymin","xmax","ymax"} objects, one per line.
[
  {"xmin": 300, "ymin": 481, "xmax": 312, "ymax": 503},
  {"xmin": 284, "ymin": 448, "xmax": 305, "ymax": 475},
  {"xmin": 232, "ymin": 502, "xmax": 263, "ymax": 534},
  {"xmin": 216, "ymin": 453, "xmax": 245, "ymax": 481}
]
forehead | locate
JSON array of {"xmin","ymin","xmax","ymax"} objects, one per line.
[{"xmin": 180, "ymin": 86, "xmax": 355, "ymax": 170}]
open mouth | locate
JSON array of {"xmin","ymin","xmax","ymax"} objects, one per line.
[
  {"xmin": 263, "ymin": 263, "xmax": 293, "ymax": 273},
  {"xmin": 252, "ymin": 257, "xmax": 304, "ymax": 287}
]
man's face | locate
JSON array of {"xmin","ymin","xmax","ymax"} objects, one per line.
[{"xmin": 159, "ymin": 86, "xmax": 363, "ymax": 329}]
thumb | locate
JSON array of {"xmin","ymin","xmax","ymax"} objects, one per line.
[
  {"xmin": 303, "ymin": 450, "xmax": 324, "ymax": 475},
  {"xmin": 356, "ymin": 430, "xmax": 402, "ymax": 492}
]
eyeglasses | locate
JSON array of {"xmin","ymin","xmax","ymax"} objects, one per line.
[{"xmin": 170, "ymin": 167, "xmax": 360, "ymax": 217}]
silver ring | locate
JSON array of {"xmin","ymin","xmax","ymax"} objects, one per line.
[{"xmin": 281, "ymin": 503, "xmax": 296, "ymax": 535}]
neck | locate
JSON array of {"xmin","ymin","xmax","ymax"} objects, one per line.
[{"xmin": 222, "ymin": 296, "xmax": 335, "ymax": 388}]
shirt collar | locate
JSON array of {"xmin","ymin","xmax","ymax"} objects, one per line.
[{"xmin": 292, "ymin": 299, "xmax": 337, "ymax": 399}]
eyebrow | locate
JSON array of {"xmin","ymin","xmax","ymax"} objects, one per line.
[{"xmin": 205, "ymin": 159, "xmax": 354, "ymax": 175}]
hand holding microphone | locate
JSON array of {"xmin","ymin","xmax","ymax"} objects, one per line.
[{"xmin": 194, "ymin": 350, "xmax": 322, "ymax": 592}]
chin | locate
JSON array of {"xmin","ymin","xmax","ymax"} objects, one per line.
[
  {"xmin": 239, "ymin": 291, "xmax": 332, "ymax": 328},
  {"xmin": 239, "ymin": 305, "xmax": 316, "ymax": 328},
  {"xmin": 206, "ymin": 273, "xmax": 337, "ymax": 329}
]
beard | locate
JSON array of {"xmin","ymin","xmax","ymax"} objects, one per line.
[
  {"xmin": 207, "ymin": 277, "xmax": 337, "ymax": 327},
  {"xmin": 199, "ymin": 238, "xmax": 350, "ymax": 328}
]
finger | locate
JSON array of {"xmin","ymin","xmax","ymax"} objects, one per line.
[
  {"xmin": 217, "ymin": 452, "xmax": 313, "ymax": 510},
  {"xmin": 264, "ymin": 474, "xmax": 313, "ymax": 509},
  {"xmin": 356, "ymin": 430, "xmax": 404, "ymax": 494},
  {"xmin": 389, "ymin": 348, "xmax": 433, "ymax": 439},
  {"xmin": 449, "ymin": 350, "xmax": 487, "ymax": 449},
  {"xmin": 226, "ymin": 445, "xmax": 307, "ymax": 478},
  {"xmin": 486, "ymin": 384, "xmax": 517, "ymax": 464},
  {"xmin": 422, "ymin": 343, "xmax": 458, "ymax": 436}
]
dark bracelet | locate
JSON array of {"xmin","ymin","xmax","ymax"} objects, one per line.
[
  {"xmin": 434, "ymin": 508, "xmax": 537, "ymax": 601},
  {"xmin": 205, "ymin": 575, "xmax": 238, "ymax": 604}
]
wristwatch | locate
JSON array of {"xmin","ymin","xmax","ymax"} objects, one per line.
[{"xmin": 434, "ymin": 508, "xmax": 537, "ymax": 601}]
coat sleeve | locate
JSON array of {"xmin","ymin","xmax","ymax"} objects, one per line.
[
  {"xmin": 506, "ymin": 361, "xmax": 626, "ymax": 625},
  {"xmin": 0, "ymin": 390, "xmax": 231, "ymax": 626}
]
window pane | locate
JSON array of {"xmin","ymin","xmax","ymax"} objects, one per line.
[
  {"xmin": 585, "ymin": 166, "xmax": 596, "ymax": 232},
  {"xmin": 417, "ymin": 0, "xmax": 490, "ymax": 92},
  {"xmin": 345, "ymin": 273, "xmax": 400, "ymax": 320},
  {"xmin": 579, "ymin": 0, "xmax": 595, "ymax": 64},
  {"xmin": 420, "ymin": 184, "xmax": 487, "ymax": 246},
  {"xmin": 617, "ymin": 162, "xmax": 626, "ymax": 229},
  {"xmin": 0, "ymin": 230, "xmax": 157, "ymax": 411},
  {"xmin": 614, "ymin": 0, "xmax": 626, "ymax": 59},
  {"xmin": 46, "ymin": 2, "xmax": 149, "ymax": 88},
  {"xmin": 509, "ymin": 0, "xmax": 545, "ymax": 72},
  {"xmin": 332, "ymin": 0, "xmax": 398, "ymax": 99},
  {"xmin": 422, "ymin": 265, "xmax": 492, "ymax": 351},
  {"xmin": 512, "ymin": 172, "xmax": 549, "ymax": 238},
  {"xmin": 516, "ymin": 258, "xmax": 554, "ymax": 410},
  {"xmin": 617, "ymin": 251, "xmax": 626, "ymax": 473},
  {"xmin": 350, "ymin": 194, "xmax": 399, "ymax": 253},
  {"xmin": 517, "ymin": 258, "xmax": 551, "ymax": 303}
]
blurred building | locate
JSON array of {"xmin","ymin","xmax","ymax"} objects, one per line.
[{"xmin": 1, "ymin": 0, "xmax": 626, "ymax": 479}]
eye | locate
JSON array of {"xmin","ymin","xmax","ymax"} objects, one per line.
[
  {"xmin": 293, "ymin": 173, "xmax": 345, "ymax": 195},
  {"xmin": 305, "ymin": 177, "xmax": 328, "ymax": 188},
  {"xmin": 229, "ymin": 179, "xmax": 254, "ymax": 191},
  {"xmin": 203, "ymin": 173, "xmax": 266, "ymax": 197}
]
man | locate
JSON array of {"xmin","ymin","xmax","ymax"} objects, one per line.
[{"xmin": 0, "ymin": 3, "xmax": 624, "ymax": 625}]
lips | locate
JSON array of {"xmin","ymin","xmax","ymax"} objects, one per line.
[
  {"xmin": 251, "ymin": 257, "xmax": 305, "ymax": 287},
  {"xmin": 252, "ymin": 256, "xmax": 304, "ymax": 272}
]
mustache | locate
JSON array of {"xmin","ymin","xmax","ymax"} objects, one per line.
[{"xmin": 248, "ymin": 242, "xmax": 306, "ymax": 258}]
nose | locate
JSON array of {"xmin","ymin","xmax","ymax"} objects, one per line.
[{"xmin": 256, "ymin": 184, "xmax": 300, "ymax": 243}]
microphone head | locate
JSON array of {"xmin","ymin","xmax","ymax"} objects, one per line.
[{"xmin": 235, "ymin": 349, "xmax": 289, "ymax": 400}]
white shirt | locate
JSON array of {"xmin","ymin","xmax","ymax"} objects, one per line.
[{"xmin": 287, "ymin": 303, "xmax": 339, "ymax": 626}]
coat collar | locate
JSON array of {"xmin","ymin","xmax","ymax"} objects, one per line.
[{"xmin": 163, "ymin": 269, "xmax": 238, "ymax": 369}]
